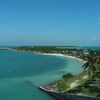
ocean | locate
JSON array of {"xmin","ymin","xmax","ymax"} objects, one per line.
[{"xmin": 0, "ymin": 50, "xmax": 84, "ymax": 100}]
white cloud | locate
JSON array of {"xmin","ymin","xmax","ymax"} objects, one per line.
[
  {"xmin": 97, "ymin": 17, "xmax": 100, "ymax": 20},
  {"xmin": 89, "ymin": 37, "xmax": 100, "ymax": 41}
]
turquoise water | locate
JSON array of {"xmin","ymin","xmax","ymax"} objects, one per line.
[{"xmin": 0, "ymin": 50, "xmax": 84, "ymax": 100}]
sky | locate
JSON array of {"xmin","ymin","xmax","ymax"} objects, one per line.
[{"xmin": 0, "ymin": 0, "xmax": 100, "ymax": 46}]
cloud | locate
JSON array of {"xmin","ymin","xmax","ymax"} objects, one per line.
[
  {"xmin": 89, "ymin": 37, "xmax": 100, "ymax": 41},
  {"xmin": 97, "ymin": 17, "xmax": 100, "ymax": 20}
]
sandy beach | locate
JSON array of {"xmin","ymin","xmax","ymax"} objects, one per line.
[{"xmin": 39, "ymin": 53, "xmax": 86, "ymax": 63}]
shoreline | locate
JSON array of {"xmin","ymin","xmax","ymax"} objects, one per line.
[
  {"xmin": 36, "ymin": 52, "xmax": 86, "ymax": 63},
  {"xmin": 12, "ymin": 50, "xmax": 87, "ymax": 91},
  {"xmin": 36, "ymin": 53, "xmax": 87, "ymax": 94},
  {"xmin": 13, "ymin": 49, "xmax": 86, "ymax": 62}
]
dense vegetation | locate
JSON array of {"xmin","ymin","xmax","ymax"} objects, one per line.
[
  {"xmin": 14, "ymin": 46, "xmax": 90, "ymax": 57},
  {"xmin": 82, "ymin": 51, "xmax": 100, "ymax": 75},
  {"xmin": 14, "ymin": 46, "xmax": 58, "ymax": 53}
]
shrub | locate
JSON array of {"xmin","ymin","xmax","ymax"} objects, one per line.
[{"xmin": 62, "ymin": 73, "xmax": 74, "ymax": 79}]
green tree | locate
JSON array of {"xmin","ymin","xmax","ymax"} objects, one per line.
[
  {"xmin": 95, "ymin": 55, "xmax": 100, "ymax": 71},
  {"xmin": 82, "ymin": 51, "xmax": 97, "ymax": 75}
]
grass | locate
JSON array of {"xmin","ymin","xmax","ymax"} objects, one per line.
[
  {"xmin": 55, "ymin": 71, "xmax": 100, "ymax": 97},
  {"xmin": 56, "ymin": 71, "xmax": 88, "ymax": 92}
]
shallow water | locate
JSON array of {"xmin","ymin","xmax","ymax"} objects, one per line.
[{"xmin": 0, "ymin": 50, "xmax": 84, "ymax": 100}]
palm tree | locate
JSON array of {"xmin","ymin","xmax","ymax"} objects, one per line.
[
  {"xmin": 94, "ymin": 55, "xmax": 100, "ymax": 74},
  {"xmin": 82, "ymin": 51, "xmax": 97, "ymax": 75}
]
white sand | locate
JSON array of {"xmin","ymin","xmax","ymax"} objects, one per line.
[{"xmin": 40, "ymin": 53, "xmax": 86, "ymax": 63}]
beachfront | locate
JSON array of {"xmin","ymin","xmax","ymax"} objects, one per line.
[{"xmin": 41, "ymin": 53, "xmax": 86, "ymax": 63}]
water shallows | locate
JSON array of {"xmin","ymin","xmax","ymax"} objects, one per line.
[{"xmin": 0, "ymin": 51, "xmax": 84, "ymax": 100}]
